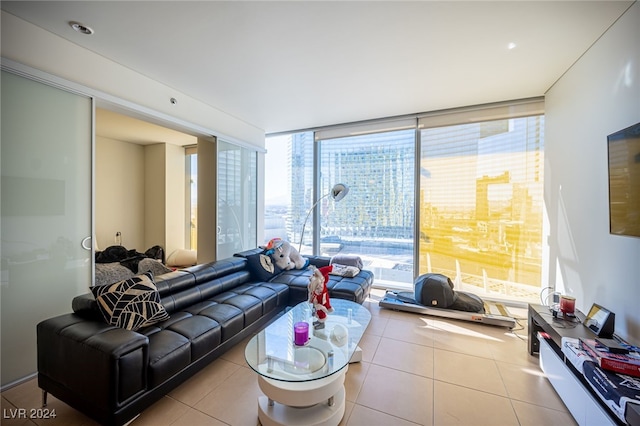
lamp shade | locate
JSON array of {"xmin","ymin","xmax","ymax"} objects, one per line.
[{"xmin": 331, "ymin": 183, "xmax": 349, "ymax": 202}]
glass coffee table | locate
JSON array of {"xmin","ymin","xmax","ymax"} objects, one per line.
[{"xmin": 245, "ymin": 299, "xmax": 371, "ymax": 426}]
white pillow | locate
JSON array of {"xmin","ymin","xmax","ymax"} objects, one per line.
[
  {"xmin": 166, "ymin": 249, "xmax": 197, "ymax": 267},
  {"xmin": 329, "ymin": 263, "xmax": 360, "ymax": 278}
]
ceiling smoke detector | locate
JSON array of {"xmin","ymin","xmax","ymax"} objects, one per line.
[{"xmin": 70, "ymin": 21, "xmax": 94, "ymax": 35}]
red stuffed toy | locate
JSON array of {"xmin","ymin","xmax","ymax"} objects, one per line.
[{"xmin": 308, "ymin": 265, "xmax": 333, "ymax": 328}]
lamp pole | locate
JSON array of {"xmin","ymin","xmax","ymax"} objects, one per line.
[
  {"xmin": 298, "ymin": 183, "xmax": 349, "ymax": 254},
  {"xmin": 298, "ymin": 193, "xmax": 331, "ymax": 253}
]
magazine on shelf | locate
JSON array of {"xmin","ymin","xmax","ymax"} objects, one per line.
[
  {"xmin": 583, "ymin": 360, "xmax": 640, "ymax": 424},
  {"xmin": 579, "ymin": 338, "xmax": 640, "ymax": 378},
  {"xmin": 562, "ymin": 337, "xmax": 591, "ymax": 373}
]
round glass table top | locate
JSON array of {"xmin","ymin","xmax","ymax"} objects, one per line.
[{"xmin": 245, "ymin": 299, "xmax": 371, "ymax": 382}]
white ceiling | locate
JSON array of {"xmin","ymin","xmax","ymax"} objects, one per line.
[{"xmin": 1, "ymin": 1, "xmax": 634, "ymax": 138}]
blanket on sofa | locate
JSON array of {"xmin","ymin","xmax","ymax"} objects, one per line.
[
  {"xmin": 95, "ymin": 245, "xmax": 172, "ymax": 286},
  {"xmin": 96, "ymin": 245, "xmax": 165, "ymax": 271}
]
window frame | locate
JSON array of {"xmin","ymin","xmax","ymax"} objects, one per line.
[{"xmin": 266, "ymin": 97, "xmax": 545, "ymax": 302}]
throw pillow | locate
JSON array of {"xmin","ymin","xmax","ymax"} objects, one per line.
[
  {"xmin": 91, "ymin": 272, "xmax": 169, "ymax": 331},
  {"xmin": 166, "ymin": 249, "xmax": 197, "ymax": 267},
  {"xmin": 330, "ymin": 254, "xmax": 363, "ymax": 269},
  {"xmin": 329, "ymin": 263, "xmax": 360, "ymax": 278},
  {"xmin": 246, "ymin": 252, "xmax": 283, "ymax": 281}
]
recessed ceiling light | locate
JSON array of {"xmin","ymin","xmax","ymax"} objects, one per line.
[
  {"xmin": 508, "ymin": 42, "xmax": 517, "ymax": 50},
  {"xmin": 70, "ymin": 21, "xmax": 94, "ymax": 35}
]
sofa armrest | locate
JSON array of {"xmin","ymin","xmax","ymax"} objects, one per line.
[{"xmin": 37, "ymin": 314, "xmax": 149, "ymax": 410}]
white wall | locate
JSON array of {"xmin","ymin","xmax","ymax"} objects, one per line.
[
  {"xmin": 95, "ymin": 137, "xmax": 145, "ymax": 251},
  {"xmin": 545, "ymin": 2, "xmax": 640, "ymax": 341},
  {"xmin": 144, "ymin": 144, "xmax": 167, "ymax": 254},
  {"xmin": 96, "ymin": 138, "xmax": 186, "ymax": 256},
  {"xmin": 160, "ymin": 143, "xmax": 187, "ymax": 256}
]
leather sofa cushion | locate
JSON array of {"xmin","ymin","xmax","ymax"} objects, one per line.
[
  {"xmin": 213, "ymin": 294, "xmax": 263, "ymax": 326},
  {"xmin": 163, "ymin": 287, "xmax": 202, "ymax": 314},
  {"xmin": 194, "ymin": 279, "xmax": 225, "ymax": 301},
  {"xmin": 154, "ymin": 270, "xmax": 195, "ymax": 298},
  {"xmin": 260, "ymin": 282, "xmax": 290, "ymax": 306},
  {"xmin": 270, "ymin": 267, "xmax": 374, "ymax": 305},
  {"xmin": 231, "ymin": 284, "xmax": 279, "ymax": 314},
  {"xmin": 195, "ymin": 271, "xmax": 251, "ymax": 299},
  {"xmin": 329, "ymin": 281, "xmax": 365, "ymax": 302},
  {"xmin": 146, "ymin": 330, "xmax": 190, "ymax": 388},
  {"xmin": 185, "ymin": 257, "xmax": 247, "ymax": 282},
  {"xmin": 166, "ymin": 315, "xmax": 221, "ymax": 361},
  {"xmin": 328, "ymin": 273, "xmax": 372, "ymax": 302},
  {"xmin": 195, "ymin": 303, "xmax": 244, "ymax": 342},
  {"xmin": 268, "ymin": 268, "xmax": 311, "ymax": 305}
]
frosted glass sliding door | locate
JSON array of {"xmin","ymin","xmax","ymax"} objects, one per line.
[{"xmin": 1, "ymin": 70, "xmax": 92, "ymax": 387}]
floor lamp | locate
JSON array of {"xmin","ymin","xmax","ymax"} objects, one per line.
[{"xmin": 298, "ymin": 183, "xmax": 350, "ymax": 253}]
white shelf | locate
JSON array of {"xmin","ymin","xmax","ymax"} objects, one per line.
[{"xmin": 538, "ymin": 336, "xmax": 615, "ymax": 426}]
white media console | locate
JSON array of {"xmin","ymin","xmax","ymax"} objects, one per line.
[{"xmin": 528, "ymin": 304, "xmax": 625, "ymax": 426}]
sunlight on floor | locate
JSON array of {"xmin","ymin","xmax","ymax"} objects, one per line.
[
  {"xmin": 520, "ymin": 366, "xmax": 549, "ymax": 378},
  {"xmin": 420, "ymin": 317, "xmax": 505, "ymax": 341}
]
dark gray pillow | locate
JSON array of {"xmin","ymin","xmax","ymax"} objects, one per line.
[{"xmin": 246, "ymin": 252, "xmax": 283, "ymax": 281}]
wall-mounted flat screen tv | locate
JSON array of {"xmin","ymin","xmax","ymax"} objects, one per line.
[{"xmin": 607, "ymin": 121, "xmax": 640, "ymax": 238}]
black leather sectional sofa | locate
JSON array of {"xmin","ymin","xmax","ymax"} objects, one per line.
[{"xmin": 36, "ymin": 249, "xmax": 373, "ymax": 426}]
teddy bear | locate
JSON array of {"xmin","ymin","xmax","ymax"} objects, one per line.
[
  {"xmin": 308, "ymin": 265, "xmax": 333, "ymax": 328},
  {"xmin": 261, "ymin": 238, "xmax": 309, "ymax": 270}
]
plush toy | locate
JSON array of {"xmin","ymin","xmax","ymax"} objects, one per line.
[
  {"xmin": 262, "ymin": 238, "xmax": 308, "ymax": 270},
  {"xmin": 308, "ymin": 265, "xmax": 333, "ymax": 328}
]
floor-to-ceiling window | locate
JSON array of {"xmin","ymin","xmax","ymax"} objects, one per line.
[
  {"xmin": 316, "ymin": 129, "xmax": 416, "ymax": 286},
  {"xmin": 419, "ymin": 110, "xmax": 544, "ymax": 303},
  {"xmin": 266, "ymin": 123, "xmax": 416, "ymax": 287},
  {"xmin": 265, "ymin": 99, "xmax": 544, "ymax": 303},
  {"xmin": 265, "ymin": 132, "xmax": 314, "ymax": 246}
]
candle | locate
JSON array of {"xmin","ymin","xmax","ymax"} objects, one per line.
[
  {"xmin": 560, "ymin": 295, "xmax": 576, "ymax": 315},
  {"xmin": 294, "ymin": 321, "xmax": 309, "ymax": 346}
]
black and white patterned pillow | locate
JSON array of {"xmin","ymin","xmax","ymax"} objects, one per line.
[{"xmin": 91, "ymin": 272, "xmax": 169, "ymax": 331}]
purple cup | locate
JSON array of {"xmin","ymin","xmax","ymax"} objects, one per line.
[{"xmin": 294, "ymin": 322, "xmax": 309, "ymax": 346}]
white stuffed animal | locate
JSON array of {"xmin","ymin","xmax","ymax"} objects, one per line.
[{"xmin": 262, "ymin": 238, "xmax": 309, "ymax": 270}]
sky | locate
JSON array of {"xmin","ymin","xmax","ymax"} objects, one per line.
[{"xmin": 265, "ymin": 134, "xmax": 291, "ymax": 204}]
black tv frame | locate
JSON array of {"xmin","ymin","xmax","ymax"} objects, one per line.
[{"xmin": 607, "ymin": 121, "xmax": 640, "ymax": 238}]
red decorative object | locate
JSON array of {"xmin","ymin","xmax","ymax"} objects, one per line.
[{"xmin": 308, "ymin": 265, "xmax": 334, "ymax": 326}]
